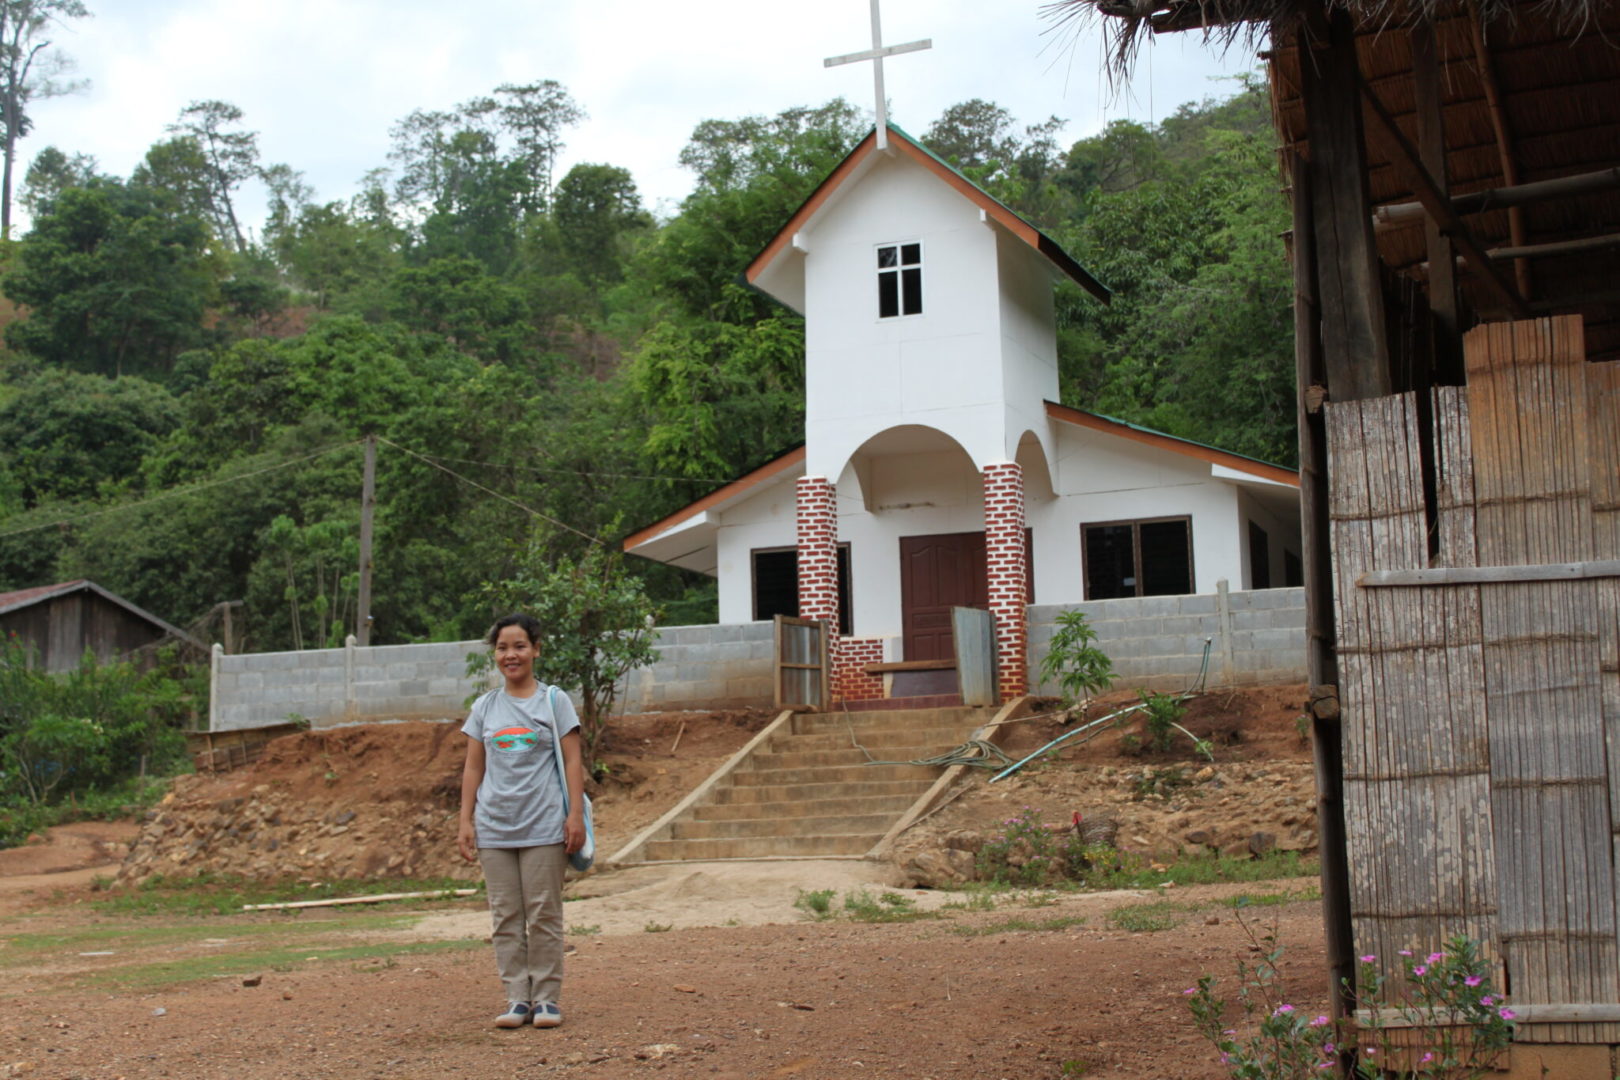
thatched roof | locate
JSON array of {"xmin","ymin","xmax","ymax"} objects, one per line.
[
  {"xmin": 1044, "ymin": 0, "xmax": 1609, "ymax": 79},
  {"xmin": 1048, "ymin": 0, "xmax": 1620, "ymax": 362}
]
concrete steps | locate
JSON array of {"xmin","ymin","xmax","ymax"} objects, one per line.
[{"xmin": 626, "ymin": 705, "xmax": 990, "ymax": 862}]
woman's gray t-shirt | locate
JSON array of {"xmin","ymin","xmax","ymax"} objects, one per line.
[{"xmin": 462, "ymin": 685, "xmax": 581, "ymax": 849}]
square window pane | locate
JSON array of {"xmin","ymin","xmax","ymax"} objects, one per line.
[
  {"xmin": 1084, "ymin": 524, "xmax": 1135, "ymax": 599},
  {"xmin": 878, "ymin": 271, "xmax": 899, "ymax": 318},
  {"xmin": 753, "ymin": 550, "xmax": 798, "ymax": 621},
  {"xmin": 1139, "ymin": 520, "xmax": 1192, "ymax": 595},
  {"xmin": 900, "ymin": 243, "xmax": 921, "ymax": 265},
  {"xmin": 877, "ymin": 246, "xmax": 898, "ymax": 268},
  {"xmin": 901, "ymin": 268, "xmax": 922, "ymax": 315}
]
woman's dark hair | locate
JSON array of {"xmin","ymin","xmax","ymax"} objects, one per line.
[{"xmin": 486, "ymin": 613, "xmax": 543, "ymax": 648}]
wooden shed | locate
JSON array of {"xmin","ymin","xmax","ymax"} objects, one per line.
[
  {"xmin": 0, "ymin": 579, "xmax": 201, "ymax": 673},
  {"xmin": 1056, "ymin": 0, "xmax": 1619, "ymax": 1070}
]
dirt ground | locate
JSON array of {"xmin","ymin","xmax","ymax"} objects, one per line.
[{"xmin": 0, "ymin": 686, "xmax": 1333, "ymax": 1079}]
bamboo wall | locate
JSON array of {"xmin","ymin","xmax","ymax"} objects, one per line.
[{"xmin": 1329, "ymin": 315, "xmax": 1620, "ymax": 1043}]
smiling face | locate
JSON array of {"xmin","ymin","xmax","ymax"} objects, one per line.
[{"xmin": 493, "ymin": 623, "xmax": 539, "ymax": 688}]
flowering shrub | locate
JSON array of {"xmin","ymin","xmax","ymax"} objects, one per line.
[
  {"xmin": 1354, "ymin": 938, "xmax": 1514, "ymax": 1078},
  {"xmin": 1187, "ymin": 921, "xmax": 1337, "ymax": 1078},
  {"xmin": 975, "ymin": 806, "xmax": 1103, "ymax": 886},
  {"xmin": 1188, "ymin": 920, "xmax": 1514, "ymax": 1079}
]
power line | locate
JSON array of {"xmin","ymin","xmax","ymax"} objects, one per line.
[
  {"xmin": 375, "ymin": 437, "xmax": 605, "ymax": 546},
  {"xmin": 0, "ymin": 440, "xmax": 366, "ymax": 541},
  {"xmin": 404, "ymin": 452, "xmax": 733, "ymax": 487}
]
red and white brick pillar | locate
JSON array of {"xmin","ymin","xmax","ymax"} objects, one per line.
[
  {"xmin": 795, "ymin": 476, "xmax": 839, "ymax": 636},
  {"xmin": 983, "ymin": 462, "xmax": 1028, "ymax": 702}
]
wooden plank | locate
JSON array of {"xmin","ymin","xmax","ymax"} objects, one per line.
[
  {"xmin": 1462, "ymin": 317, "xmax": 1618, "ymax": 1025},
  {"xmin": 1359, "ymin": 560, "xmax": 1620, "ymax": 586},
  {"xmin": 1329, "ymin": 393, "xmax": 1496, "ymax": 980},
  {"xmin": 1298, "ymin": 8, "xmax": 1391, "ymax": 402},
  {"xmin": 1586, "ymin": 361, "xmax": 1620, "ymax": 1005}
]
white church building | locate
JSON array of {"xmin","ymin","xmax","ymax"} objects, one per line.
[{"xmin": 624, "ymin": 122, "xmax": 1301, "ymax": 705}]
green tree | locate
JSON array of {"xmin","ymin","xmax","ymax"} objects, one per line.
[
  {"xmin": 479, "ymin": 536, "xmax": 659, "ymax": 763},
  {"xmin": 627, "ymin": 306, "xmax": 805, "ymax": 481},
  {"xmin": 3, "ymin": 181, "xmax": 221, "ymax": 376},
  {"xmin": 494, "ymin": 80, "xmax": 584, "ymax": 210},
  {"xmin": 0, "ymin": 0, "xmax": 88, "ymax": 237},
  {"xmin": 165, "ymin": 99, "xmax": 259, "ymax": 251},
  {"xmin": 269, "ymin": 199, "xmax": 401, "ymax": 310},
  {"xmin": 0, "ymin": 368, "xmax": 178, "ymax": 507},
  {"xmin": 18, "ymin": 141, "xmax": 94, "ymax": 219},
  {"xmin": 551, "ymin": 163, "xmax": 651, "ymax": 285}
]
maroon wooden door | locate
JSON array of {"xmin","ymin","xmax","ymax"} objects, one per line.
[{"xmin": 899, "ymin": 532, "xmax": 988, "ymax": 661}]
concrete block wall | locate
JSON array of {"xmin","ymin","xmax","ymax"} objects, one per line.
[
  {"xmin": 210, "ymin": 639, "xmax": 485, "ymax": 732},
  {"xmin": 209, "ymin": 587, "xmax": 1304, "ymax": 732},
  {"xmin": 618, "ymin": 620, "xmax": 777, "ymax": 713},
  {"xmin": 210, "ymin": 622, "xmax": 780, "ymax": 732},
  {"xmin": 1028, "ymin": 582, "xmax": 1306, "ymax": 694}
]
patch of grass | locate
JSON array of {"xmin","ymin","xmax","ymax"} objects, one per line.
[
  {"xmin": 792, "ymin": 888, "xmax": 837, "ymax": 920},
  {"xmin": 642, "ymin": 921, "xmax": 672, "ymax": 933},
  {"xmin": 0, "ymin": 913, "xmax": 417, "ymax": 968},
  {"xmin": 1225, "ymin": 885, "xmax": 1321, "ymax": 908},
  {"xmin": 951, "ymin": 915, "xmax": 1088, "ymax": 937},
  {"xmin": 1086, "ymin": 849, "xmax": 1317, "ymax": 891},
  {"xmin": 80, "ymin": 938, "xmax": 483, "ymax": 991},
  {"xmin": 567, "ymin": 923, "xmax": 601, "ymax": 936},
  {"xmin": 841, "ymin": 889, "xmax": 936, "ymax": 924},
  {"xmin": 938, "ymin": 889, "xmax": 997, "ymax": 912},
  {"xmin": 92, "ymin": 874, "xmax": 479, "ymax": 917},
  {"xmin": 1106, "ymin": 901, "xmax": 1183, "ymax": 933}
]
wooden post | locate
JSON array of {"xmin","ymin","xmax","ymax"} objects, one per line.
[
  {"xmin": 1298, "ymin": 3, "xmax": 1391, "ymax": 403},
  {"xmin": 1410, "ymin": 18, "xmax": 1461, "ymax": 384},
  {"xmin": 1290, "ymin": 147, "xmax": 1356, "ymax": 1021},
  {"xmin": 357, "ymin": 433, "xmax": 376, "ymax": 646}
]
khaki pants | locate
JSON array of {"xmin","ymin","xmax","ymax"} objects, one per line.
[{"xmin": 478, "ymin": 844, "xmax": 567, "ymax": 1003}]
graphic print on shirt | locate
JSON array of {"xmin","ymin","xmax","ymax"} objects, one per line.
[{"xmin": 490, "ymin": 726, "xmax": 540, "ymax": 752}]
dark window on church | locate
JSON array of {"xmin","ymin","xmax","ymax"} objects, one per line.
[
  {"xmin": 1081, "ymin": 517, "xmax": 1194, "ymax": 599},
  {"xmin": 752, "ymin": 545, "xmax": 853, "ymax": 633},
  {"xmin": 1248, "ymin": 521, "xmax": 1271, "ymax": 590},
  {"xmin": 877, "ymin": 242, "xmax": 922, "ymax": 318}
]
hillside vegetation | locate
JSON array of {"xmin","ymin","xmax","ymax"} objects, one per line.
[{"xmin": 0, "ymin": 77, "xmax": 1293, "ymax": 650}]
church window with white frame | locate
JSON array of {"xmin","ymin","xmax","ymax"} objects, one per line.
[{"xmin": 877, "ymin": 242, "xmax": 922, "ymax": 318}]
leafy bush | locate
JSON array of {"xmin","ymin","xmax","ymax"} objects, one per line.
[
  {"xmin": 975, "ymin": 806, "xmax": 1107, "ymax": 887},
  {"xmin": 0, "ymin": 635, "xmax": 202, "ymax": 847},
  {"xmin": 1039, "ymin": 610, "xmax": 1115, "ymax": 708},
  {"xmin": 793, "ymin": 888, "xmax": 836, "ymax": 920},
  {"xmin": 1188, "ymin": 921, "xmax": 1515, "ymax": 1079}
]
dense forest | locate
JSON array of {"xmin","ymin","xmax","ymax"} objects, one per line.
[{"xmin": 0, "ymin": 75, "xmax": 1295, "ymax": 652}]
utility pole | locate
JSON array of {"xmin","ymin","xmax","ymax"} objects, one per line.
[{"xmin": 357, "ymin": 434, "xmax": 376, "ymax": 646}]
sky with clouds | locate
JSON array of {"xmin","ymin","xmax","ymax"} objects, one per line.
[{"xmin": 25, "ymin": 0, "xmax": 1260, "ymax": 233}]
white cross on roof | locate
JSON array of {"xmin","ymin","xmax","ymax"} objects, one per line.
[{"xmin": 824, "ymin": 0, "xmax": 931, "ymax": 151}]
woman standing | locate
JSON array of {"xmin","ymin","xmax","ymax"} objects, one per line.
[{"xmin": 458, "ymin": 613, "xmax": 587, "ymax": 1028}]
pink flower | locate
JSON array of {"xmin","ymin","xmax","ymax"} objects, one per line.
[
  {"xmin": 1274, "ymin": 1004, "xmax": 1295, "ymax": 1016},
  {"xmin": 1310, "ymin": 1015, "xmax": 1331, "ymax": 1028},
  {"xmin": 1499, "ymin": 1008, "xmax": 1516, "ymax": 1020},
  {"xmin": 1420, "ymin": 1052, "xmax": 1434, "ymax": 1064},
  {"xmin": 1480, "ymin": 995, "xmax": 1495, "ymax": 1006},
  {"xmin": 1398, "ymin": 949, "xmax": 1413, "ymax": 957},
  {"xmin": 1358, "ymin": 954, "xmax": 1376, "ymax": 963},
  {"xmin": 1413, "ymin": 964, "xmax": 1429, "ymax": 976},
  {"xmin": 1427, "ymin": 951, "xmax": 1445, "ymax": 964},
  {"xmin": 1183, "ymin": 987, "xmax": 1196, "ymax": 995},
  {"xmin": 1464, "ymin": 974, "xmax": 1483, "ymax": 987}
]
